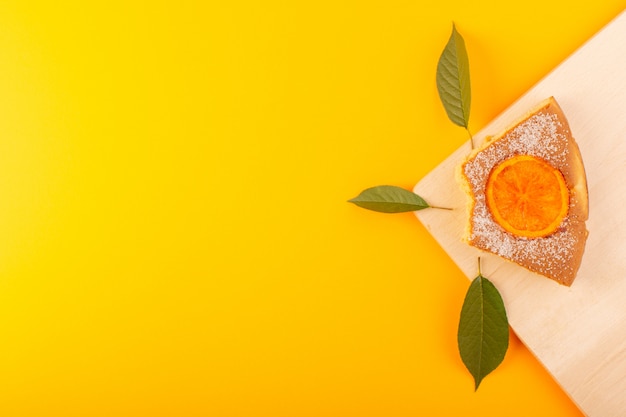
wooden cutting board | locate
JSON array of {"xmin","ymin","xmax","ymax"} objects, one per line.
[{"xmin": 414, "ymin": 11, "xmax": 626, "ymax": 417}]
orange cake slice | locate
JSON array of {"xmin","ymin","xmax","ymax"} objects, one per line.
[{"xmin": 459, "ymin": 97, "xmax": 588, "ymax": 286}]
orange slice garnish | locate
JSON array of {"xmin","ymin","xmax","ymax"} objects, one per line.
[{"xmin": 485, "ymin": 155, "xmax": 569, "ymax": 238}]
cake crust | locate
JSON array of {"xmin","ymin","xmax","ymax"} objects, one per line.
[{"xmin": 460, "ymin": 97, "xmax": 588, "ymax": 286}]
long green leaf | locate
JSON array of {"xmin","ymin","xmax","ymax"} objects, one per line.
[
  {"xmin": 348, "ymin": 185, "xmax": 429, "ymax": 213},
  {"xmin": 457, "ymin": 274, "xmax": 509, "ymax": 390},
  {"xmin": 436, "ymin": 24, "xmax": 471, "ymax": 128}
]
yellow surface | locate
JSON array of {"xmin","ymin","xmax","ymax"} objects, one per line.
[{"xmin": 0, "ymin": 1, "xmax": 622, "ymax": 416}]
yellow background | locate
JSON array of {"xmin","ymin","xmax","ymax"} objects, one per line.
[{"xmin": 0, "ymin": 1, "xmax": 622, "ymax": 416}]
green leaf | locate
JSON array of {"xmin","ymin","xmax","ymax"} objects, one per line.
[
  {"xmin": 457, "ymin": 274, "xmax": 509, "ymax": 390},
  {"xmin": 436, "ymin": 23, "xmax": 471, "ymax": 128},
  {"xmin": 348, "ymin": 185, "xmax": 429, "ymax": 213}
]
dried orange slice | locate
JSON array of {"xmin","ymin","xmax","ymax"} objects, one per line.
[{"xmin": 485, "ymin": 155, "xmax": 569, "ymax": 238}]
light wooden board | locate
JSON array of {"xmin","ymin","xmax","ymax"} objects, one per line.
[{"xmin": 414, "ymin": 11, "xmax": 626, "ymax": 417}]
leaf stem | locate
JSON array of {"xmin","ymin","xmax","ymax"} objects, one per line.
[
  {"xmin": 477, "ymin": 256, "xmax": 482, "ymax": 276},
  {"xmin": 429, "ymin": 205, "xmax": 454, "ymax": 211},
  {"xmin": 466, "ymin": 127, "xmax": 474, "ymax": 150}
]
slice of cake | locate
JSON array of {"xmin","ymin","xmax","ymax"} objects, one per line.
[{"xmin": 459, "ymin": 97, "xmax": 588, "ymax": 286}]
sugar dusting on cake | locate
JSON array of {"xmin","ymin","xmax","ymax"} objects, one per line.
[{"xmin": 462, "ymin": 109, "xmax": 579, "ymax": 283}]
